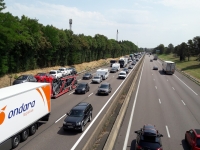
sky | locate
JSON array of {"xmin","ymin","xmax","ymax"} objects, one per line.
[{"xmin": 3, "ymin": 0, "xmax": 200, "ymax": 48}]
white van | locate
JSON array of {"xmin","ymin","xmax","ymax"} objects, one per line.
[
  {"xmin": 96, "ymin": 68, "xmax": 109, "ymax": 80},
  {"xmin": 162, "ymin": 61, "xmax": 175, "ymax": 75},
  {"xmin": 112, "ymin": 63, "xmax": 120, "ymax": 71}
]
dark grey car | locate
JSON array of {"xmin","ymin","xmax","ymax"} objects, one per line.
[
  {"xmin": 13, "ymin": 75, "xmax": 37, "ymax": 85},
  {"xmin": 75, "ymin": 82, "xmax": 90, "ymax": 94},
  {"xmin": 82, "ymin": 73, "xmax": 93, "ymax": 80},
  {"xmin": 97, "ymin": 83, "xmax": 112, "ymax": 95}
]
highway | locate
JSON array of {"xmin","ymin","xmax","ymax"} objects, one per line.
[
  {"xmin": 15, "ymin": 57, "xmax": 141, "ymax": 150},
  {"xmin": 114, "ymin": 55, "xmax": 200, "ymax": 150}
]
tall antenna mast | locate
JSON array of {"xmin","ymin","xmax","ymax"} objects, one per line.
[
  {"xmin": 116, "ymin": 29, "xmax": 118, "ymax": 41},
  {"xmin": 69, "ymin": 19, "xmax": 72, "ymax": 31}
]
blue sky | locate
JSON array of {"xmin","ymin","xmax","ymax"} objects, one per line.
[{"xmin": 3, "ymin": 0, "xmax": 200, "ymax": 48}]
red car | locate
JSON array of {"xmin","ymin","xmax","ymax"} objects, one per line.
[
  {"xmin": 35, "ymin": 73, "xmax": 55, "ymax": 82},
  {"xmin": 185, "ymin": 129, "xmax": 200, "ymax": 150}
]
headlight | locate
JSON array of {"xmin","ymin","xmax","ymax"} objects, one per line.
[
  {"xmin": 82, "ymin": 88, "xmax": 85, "ymax": 91},
  {"xmin": 22, "ymin": 80, "xmax": 27, "ymax": 83},
  {"xmin": 63, "ymin": 121, "xmax": 66, "ymax": 124},
  {"xmin": 76, "ymin": 122, "xmax": 81, "ymax": 125}
]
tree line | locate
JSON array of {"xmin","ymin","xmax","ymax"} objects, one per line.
[
  {"xmin": 152, "ymin": 36, "xmax": 200, "ymax": 61},
  {"xmin": 0, "ymin": 0, "xmax": 138, "ymax": 76}
]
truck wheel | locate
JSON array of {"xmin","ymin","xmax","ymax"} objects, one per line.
[
  {"xmin": 12, "ymin": 134, "xmax": 20, "ymax": 149},
  {"xmin": 29, "ymin": 124, "xmax": 37, "ymax": 135},
  {"xmin": 21, "ymin": 129, "xmax": 29, "ymax": 141}
]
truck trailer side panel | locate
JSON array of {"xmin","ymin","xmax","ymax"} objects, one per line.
[{"xmin": 0, "ymin": 82, "xmax": 51, "ymax": 147}]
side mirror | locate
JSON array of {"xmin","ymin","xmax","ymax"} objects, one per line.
[
  {"xmin": 160, "ymin": 134, "xmax": 163, "ymax": 137},
  {"xmin": 135, "ymin": 131, "xmax": 139, "ymax": 134},
  {"xmin": 67, "ymin": 113, "xmax": 69, "ymax": 116}
]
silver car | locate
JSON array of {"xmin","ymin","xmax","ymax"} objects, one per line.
[{"xmin": 92, "ymin": 76, "xmax": 102, "ymax": 84}]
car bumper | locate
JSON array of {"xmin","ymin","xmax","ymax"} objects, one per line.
[
  {"xmin": 98, "ymin": 91, "xmax": 109, "ymax": 95},
  {"xmin": 75, "ymin": 90, "xmax": 85, "ymax": 94},
  {"xmin": 63, "ymin": 124, "xmax": 81, "ymax": 130}
]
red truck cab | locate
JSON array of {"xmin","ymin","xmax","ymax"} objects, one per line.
[{"xmin": 185, "ymin": 129, "xmax": 200, "ymax": 150}]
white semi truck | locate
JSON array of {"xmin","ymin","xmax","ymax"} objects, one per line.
[
  {"xmin": 118, "ymin": 57, "xmax": 128, "ymax": 68},
  {"xmin": 0, "ymin": 82, "xmax": 51, "ymax": 150},
  {"xmin": 162, "ymin": 61, "xmax": 175, "ymax": 74}
]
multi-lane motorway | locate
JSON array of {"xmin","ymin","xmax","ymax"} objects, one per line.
[
  {"xmin": 15, "ymin": 57, "xmax": 140, "ymax": 150},
  {"xmin": 114, "ymin": 55, "xmax": 200, "ymax": 150}
]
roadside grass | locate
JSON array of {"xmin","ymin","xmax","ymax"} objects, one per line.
[{"xmin": 158, "ymin": 53, "xmax": 200, "ymax": 81}]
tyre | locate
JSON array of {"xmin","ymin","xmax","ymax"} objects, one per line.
[
  {"xmin": 89, "ymin": 113, "xmax": 92, "ymax": 122},
  {"xmin": 21, "ymin": 129, "xmax": 29, "ymax": 141},
  {"xmin": 29, "ymin": 124, "xmax": 37, "ymax": 135},
  {"xmin": 12, "ymin": 134, "xmax": 20, "ymax": 149},
  {"xmin": 80, "ymin": 123, "xmax": 84, "ymax": 132}
]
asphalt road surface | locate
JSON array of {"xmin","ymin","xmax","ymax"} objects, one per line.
[
  {"xmin": 14, "ymin": 57, "xmax": 142, "ymax": 150},
  {"xmin": 114, "ymin": 55, "xmax": 200, "ymax": 150}
]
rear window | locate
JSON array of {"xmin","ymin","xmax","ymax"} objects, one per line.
[
  {"xmin": 119, "ymin": 73, "xmax": 126, "ymax": 75},
  {"xmin": 59, "ymin": 69, "xmax": 64, "ymax": 71},
  {"xmin": 94, "ymin": 77, "xmax": 100, "ymax": 79},
  {"xmin": 77, "ymin": 84, "xmax": 86, "ymax": 88},
  {"xmin": 100, "ymin": 84, "xmax": 109, "ymax": 88},
  {"xmin": 49, "ymin": 71, "xmax": 56, "ymax": 74}
]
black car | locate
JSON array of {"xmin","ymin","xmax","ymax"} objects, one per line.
[
  {"xmin": 13, "ymin": 75, "xmax": 37, "ymax": 85},
  {"xmin": 122, "ymin": 68, "xmax": 129, "ymax": 74},
  {"xmin": 131, "ymin": 61, "xmax": 136, "ymax": 65},
  {"xmin": 135, "ymin": 124, "xmax": 163, "ymax": 150},
  {"xmin": 68, "ymin": 68, "xmax": 77, "ymax": 75},
  {"xmin": 75, "ymin": 82, "xmax": 90, "ymax": 94},
  {"xmin": 128, "ymin": 65, "xmax": 133, "ymax": 69},
  {"xmin": 153, "ymin": 66, "xmax": 158, "ymax": 70},
  {"xmin": 82, "ymin": 73, "xmax": 93, "ymax": 80},
  {"xmin": 97, "ymin": 83, "xmax": 112, "ymax": 95},
  {"xmin": 63, "ymin": 102, "xmax": 93, "ymax": 132},
  {"xmin": 110, "ymin": 68, "xmax": 118, "ymax": 73}
]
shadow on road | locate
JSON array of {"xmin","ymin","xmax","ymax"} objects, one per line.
[
  {"xmin": 181, "ymin": 139, "xmax": 190, "ymax": 150},
  {"xmin": 158, "ymin": 70, "xmax": 166, "ymax": 75},
  {"xmin": 129, "ymin": 139, "xmax": 136, "ymax": 150},
  {"xmin": 57, "ymin": 127, "xmax": 80, "ymax": 136}
]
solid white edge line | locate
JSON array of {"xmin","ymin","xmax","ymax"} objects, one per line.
[
  {"xmin": 88, "ymin": 93, "xmax": 93, "ymax": 97},
  {"xmin": 181, "ymin": 100, "xmax": 186, "ymax": 105},
  {"xmin": 172, "ymin": 87, "xmax": 175, "ymax": 90},
  {"xmin": 174, "ymin": 74, "xmax": 198, "ymax": 95},
  {"xmin": 69, "ymin": 91, "xmax": 74, "ymax": 95},
  {"xmin": 55, "ymin": 114, "xmax": 66, "ymax": 123},
  {"xmin": 159, "ymin": 99, "xmax": 161, "ymax": 104},
  {"xmin": 71, "ymin": 59, "xmax": 140, "ymax": 150},
  {"xmin": 165, "ymin": 126, "xmax": 170, "ymax": 138},
  {"xmin": 122, "ymin": 61, "xmax": 144, "ymax": 150}
]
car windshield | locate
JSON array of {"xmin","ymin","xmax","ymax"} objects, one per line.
[
  {"xmin": 49, "ymin": 71, "xmax": 56, "ymax": 74},
  {"xmin": 123, "ymin": 69, "xmax": 128, "ymax": 71},
  {"xmin": 119, "ymin": 73, "xmax": 126, "ymax": 75},
  {"xmin": 85, "ymin": 73, "xmax": 90, "ymax": 76},
  {"xmin": 94, "ymin": 77, "xmax": 100, "ymax": 79},
  {"xmin": 17, "ymin": 75, "xmax": 28, "ymax": 80},
  {"xmin": 36, "ymin": 73, "xmax": 46, "ymax": 76},
  {"xmin": 59, "ymin": 69, "xmax": 64, "ymax": 71},
  {"xmin": 197, "ymin": 138, "xmax": 200, "ymax": 148},
  {"xmin": 69, "ymin": 110, "xmax": 84, "ymax": 117},
  {"xmin": 77, "ymin": 84, "xmax": 86, "ymax": 88},
  {"xmin": 100, "ymin": 84, "xmax": 109, "ymax": 89}
]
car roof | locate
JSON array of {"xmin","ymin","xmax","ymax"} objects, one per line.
[
  {"xmin": 120, "ymin": 71, "xmax": 126, "ymax": 73},
  {"xmin": 78, "ymin": 82, "xmax": 87, "ymax": 85},
  {"xmin": 100, "ymin": 82, "xmax": 110, "ymax": 85},
  {"xmin": 50, "ymin": 70, "xmax": 57, "ymax": 72},
  {"xmin": 194, "ymin": 129, "xmax": 200, "ymax": 137},
  {"xmin": 72, "ymin": 102, "xmax": 90, "ymax": 110}
]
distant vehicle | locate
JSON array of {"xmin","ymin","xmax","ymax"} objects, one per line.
[
  {"xmin": 112, "ymin": 63, "xmax": 120, "ymax": 71},
  {"xmin": 135, "ymin": 124, "xmax": 163, "ymax": 150},
  {"xmin": 132, "ymin": 61, "xmax": 136, "ymax": 65},
  {"xmin": 75, "ymin": 82, "xmax": 90, "ymax": 94},
  {"xmin": 122, "ymin": 68, "xmax": 129, "ymax": 74},
  {"xmin": 59, "ymin": 68, "xmax": 70, "ymax": 76},
  {"xmin": 49, "ymin": 70, "xmax": 63, "ymax": 79},
  {"xmin": 92, "ymin": 75, "xmax": 102, "ymax": 84},
  {"xmin": 118, "ymin": 57, "xmax": 128, "ymax": 68},
  {"xmin": 128, "ymin": 65, "xmax": 134, "ymax": 69},
  {"xmin": 68, "ymin": 68, "xmax": 77, "ymax": 75},
  {"xmin": 97, "ymin": 83, "xmax": 112, "ymax": 95},
  {"xmin": 110, "ymin": 67, "xmax": 118, "ymax": 73},
  {"xmin": 0, "ymin": 82, "xmax": 51, "ymax": 149},
  {"xmin": 153, "ymin": 54, "xmax": 158, "ymax": 60},
  {"xmin": 13, "ymin": 75, "xmax": 37, "ymax": 85},
  {"xmin": 82, "ymin": 72, "xmax": 93, "ymax": 80},
  {"xmin": 63, "ymin": 102, "xmax": 93, "ymax": 132},
  {"xmin": 150, "ymin": 59, "xmax": 153, "ymax": 62},
  {"xmin": 110, "ymin": 60, "xmax": 117, "ymax": 67},
  {"xmin": 118, "ymin": 71, "xmax": 127, "ymax": 79},
  {"xmin": 153, "ymin": 66, "xmax": 158, "ymax": 70},
  {"xmin": 34, "ymin": 73, "xmax": 48, "ymax": 81},
  {"xmin": 96, "ymin": 68, "xmax": 109, "ymax": 80},
  {"xmin": 162, "ymin": 61, "xmax": 175, "ymax": 75},
  {"xmin": 185, "ymin": 129, "xmax": 200, "ymax": 150}
]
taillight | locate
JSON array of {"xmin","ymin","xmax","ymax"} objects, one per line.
[
  {"xmin": 136, "ymin": 145, "xmax": 142, "ymax": 150},
  {"xmin": 157, "ymin": 148, "xmax": 163, "ymax": 150}
]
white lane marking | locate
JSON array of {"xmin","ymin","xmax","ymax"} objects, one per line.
[
  {"xmin": 155, "ymin": 86, "xmax": 157, "ymax": 89},
  {"xmin": 152, "ymin": 74, "xmax": 153, "ymax": 75},
  {"xmin": 167, "ymin": 79, "xmax": 168, "ymax": 82},
  {"xmin": 55, "ymin": 114, "xmax": 66, "ymax": 123},
  {"xmin": 174, "ymin": 74, "xmax": 198, "ymax": 95},
  {"xmin": 122, "ymin": 61, "xmax": 144, "ymax": 150},
  {"xmin": 78, "ymin": 79, "xmax": 81, "ymax": 81},
  {"xmin": 88, "ymin": 93, "xmax": 93, "ymax": 97},
  {"xmin": 153, "ymin": 79, "xmax": 155, "ymax": 81},
  {"xmin": 159, "ymin": 99, "xmax": 161, "ymax": 104},
  {"xmin": 172, "ymin": 87, "xmax": 175, "ymax": 90},
  {"xmin": 69, "ymin": 91, "xmax": 74, "ymax": 95},
  {"xmin": 71, "ymin": 58, "xmax": 141, "ymax": 150},
  {"xmin": 166, "ymin": 126, "xmax": 171, "ymax": 138},
  {"xmin": 113, "ymin": 76, "xmax": 115, "ymax": 77},
  {"xmin": 181, "ymin": 100, "xmax": 186, "ymax": 105}
]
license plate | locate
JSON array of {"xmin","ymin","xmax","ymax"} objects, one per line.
[{"xmin": 68, "ymin": 126, "xmax": 73, "ymax": 128}]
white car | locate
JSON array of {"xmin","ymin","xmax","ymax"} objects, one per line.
[
  {"xmin": 59, "ymin": 68, "xmax": 70, "ymax": 76},
  {"xmin": 92, "ymin": 75, "xmax": 102, "ymax": 84},
  {"xmin": 118, "ymin": 71, "xmax": 127, "ymax": 79},
  {"xmin": 49, "ymin": 70, "xmax": 63, "ymax": 79}
]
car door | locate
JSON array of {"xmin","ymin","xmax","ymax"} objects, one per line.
[
  {"xmin": 83, "ymin": 107, "xmax": 89, "ymax": 125},
  {"xmin": 109, "ymin": 84, "xmax": 112, "ymax": 92}
]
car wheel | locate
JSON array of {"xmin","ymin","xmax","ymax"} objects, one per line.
[
  {"xmin": 12, "ymin": 134, "xmax": 20, "ymax": 149},
  {"xmin": 21, "ymin": 129, "xmax": 29, "ymax": 141},
  {"xmin": 29, "ymin": 124, "xmax": 37, "ymax": 135},
  {"xmin": 89, "ymin": 113, "xmax": 92, "ymax": 122},
  {"xmin": 80, "ymin": 123, "xmax": 84, "ymax": 132}
]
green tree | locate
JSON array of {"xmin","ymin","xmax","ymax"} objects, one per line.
[{"xmin": 0, "ymin": 0, "xmax": 6, "ymax": 12}]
